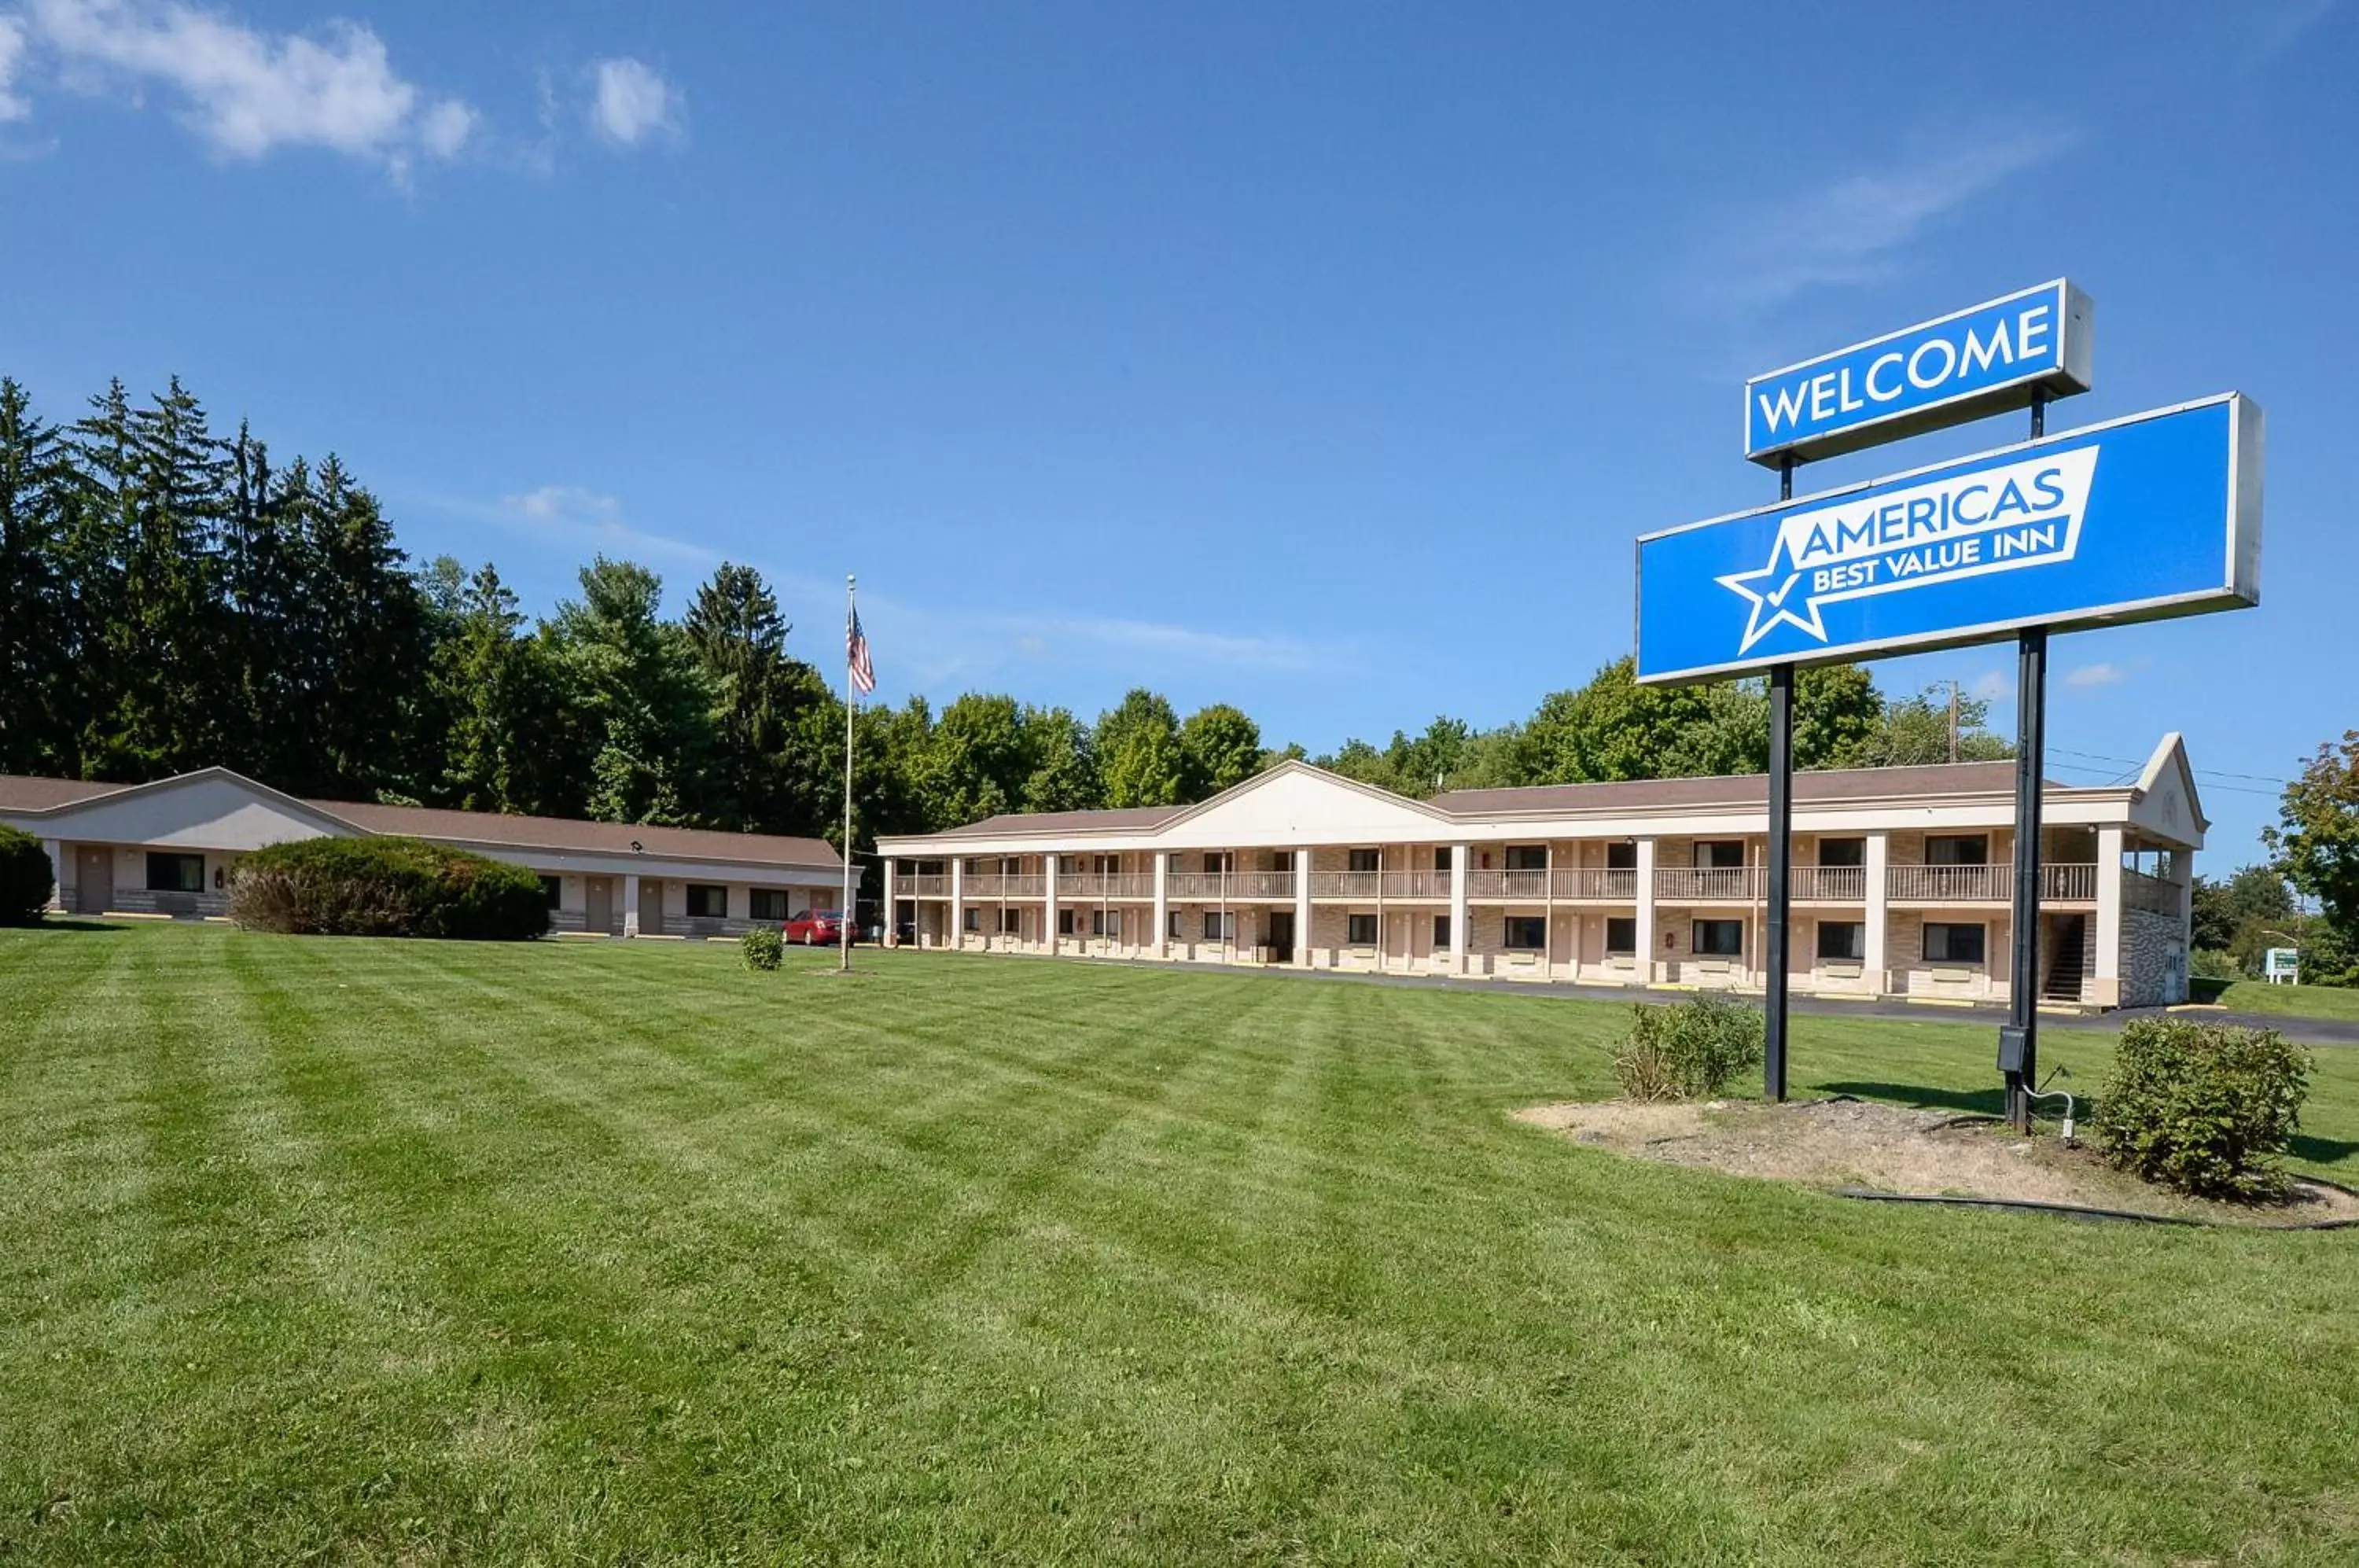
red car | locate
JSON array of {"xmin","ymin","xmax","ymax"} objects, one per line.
[{"xmin": 784, "ymin": 908, "xmax": 856, "ymax": 946}]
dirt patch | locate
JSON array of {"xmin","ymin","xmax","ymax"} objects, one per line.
[{"xmin": 1514, "ymin": 1098, "xmax": 2359, "ymax": 1228}]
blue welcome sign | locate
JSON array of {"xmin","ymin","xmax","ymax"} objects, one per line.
[
  {"xmin": 1638, "ymin": 395, "xmax": 2261, "ymax": 684},
  {"xmin": 1744, "ymin": 280, "xmax": 2095, "ymax": 466}
]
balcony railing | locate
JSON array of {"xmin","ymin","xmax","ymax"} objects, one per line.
[
  {"xmin": 2122, "ymin": 867, "xmax": 2179, "ymax": 915},
  {"xmin": 1166, "ymin": 870, "xmax": 1295, "ymax": 900},
  {"xmin": 1654, "ymin": 866, "xmax": 1761, "ymax": 903},
  {"xmin": 1552, "ymin": 867, "xmax": 1639, "ymax": 900},
  {"xmin": 903, "ymin": 874, "xmax": 951, "ymax": 897},
  {"xmin": 1055, "ymin": 872, "xmax": 1157, "ymax": 900},
  {"xmin": 1791, "ymin": 865, "xmax": 1868, "ymax": 903},
  {"xmin": 962, "ymin": 873, "xmax": 1045, "ymax": 899},
  {"xmin": 1467, "ymin": 868, "xmax": 1550, "ymax": 900},
  {"xmin": 1305, "ymin": 870, "xmax": 1452, "ymax": 900},
  {"xmin": 1886, "ymin": 863, "xmax": 2100, "ymax": 903}
]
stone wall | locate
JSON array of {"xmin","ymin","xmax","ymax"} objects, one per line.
[{"xmin": 2120, "ymin": 904, "xmax": 2188, "ymax": 1007}]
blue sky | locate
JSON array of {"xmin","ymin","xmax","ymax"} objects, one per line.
[{"xmin": 1, "ymin": 1, "xmax": 2350, "ymax": 863}]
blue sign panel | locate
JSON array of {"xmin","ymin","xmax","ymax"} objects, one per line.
[
  {"xmin": 1639, "ymin": 395, "xmax": 2261, "ymax": 684},
  {"xmin": 1744, "ymin": 280, "xmax": 2094, "ymax": 466}
]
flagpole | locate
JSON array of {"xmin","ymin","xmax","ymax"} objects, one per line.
[{"xmin": 841, "ymin": 573, "xmax": 856, "ymax": 974}]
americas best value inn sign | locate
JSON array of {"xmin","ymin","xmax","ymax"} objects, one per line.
[{"xmin": 1636, "ymin": 282, "xmax": 2262, "ymax": 685}]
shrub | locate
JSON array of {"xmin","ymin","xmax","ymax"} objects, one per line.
[
  {"xmin": 2188, "ymin": 947, "xmax": 2242, "ymax": 982},
  {"xmin": 230, "ymin": 836, "xmax": 548, "ymax": 940},
  {"xmin": 742, "ymin": 926, "xmax": 783, "ymax": 971},
  {"xmin": 2092, "ymin": 1018, "xmax": 2311, "ymax": 1201},
  {"xmin": 0, "ymin": 825, "xmax": 55, "ymax": 926},
  {"xmin": 1614, "ymin": 993, "xmax": 1765, "ymax": 1102}
]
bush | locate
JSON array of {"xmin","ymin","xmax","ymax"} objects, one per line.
[
  {"xmin": 1614, "ymin": 993, "xmax": 1765, "ymax": 1102},
  {"xmin": 742, "ymin": 926, "xmax": 783, "ymax": 971},
  {"xmin": 2092, "ymin": 1018, "xmax": 2311, "ymax": 1202},
  {"xmin": 2188, "ymin": 947, "xmax": 2242, "ymax": 982},
  {"xmin": 230, "ymin": 836, "xmax": 548, "ymax": 940},
  {"xmin": 0, "ymin": 825, "xmax": 55, "ymax": 926}
]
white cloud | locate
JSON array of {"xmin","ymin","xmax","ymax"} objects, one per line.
[
  {"xmin": 587, "ymin": 56, "xmax": 679, "ymax": 148},
  {"xmin": 498, "ymin": 484, "xmax": 719, "ymax": 567},
  {"xmin": 1695, "ymin": 120, "xmax": 2076, "ymax": 314},
  {"xmin": 0, "ymin": 15, "xmax": 31, "ymax": 121},
  {"xmin": 24, "ymin": 0, "xmax": 474, "ymax": 169},
  {"xmin": 2065, "ymin": 661, "xmax": 2125, "ymax": 688},
  {"xmin": 1969, "ymin": 670, "xmax": 2011, "ymax": 703}
]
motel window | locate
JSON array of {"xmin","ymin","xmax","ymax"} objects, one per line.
[
  {"xmin": 1204, "ymin": 852, "xmax": 1233, "ymax": 874},
  {"xmin": 999, "ymin": 908, "xmax": 1023, "ymax": 935},
  {"xmin": 1505, "ymin": 845, "xmax": 1548, "ymax": 872},
  {"xmin": 1091, "ymin": 910, "xmax": 1117, "ymax": 938},
  {"xmin": 962, "ymin": 907, "xmax": 981, "ymax": 933},
  {"xmin": 1347, "ymin": 914, "xmax": 1378, "ymax": 946},
  {"xmin": 1204, "ymin": 911, "xmax": 1235, "ymax": 941},
  {"xmin": 146, "ymin": 852, "xmax": 204, "ymax": 893},
  {"xmin": 1816, "ymin": 921, "xmax": 1865, "ymax": 961},
  {"xmin": 1606, "ymin": 841, "xmax": 1638, "ymax": 870},
  {"xmin": 1433, "ymin": 846, "xmax": 1452, "ymax": 872},
  {"xmin": 1696, "ymin": 841, "xmax": 1746, "ymax": 870},
  {"xmin": 1168, "ymin": 911, "xmax": 1183, "ymax": 939},
  {"xmin": 1605, "ymin": 917, "xmax": 1637, "ymax": 955},
  {"xmin": 1058, "ymin": 909, "xmax": 1076, "ymax": 937},
  {"xmin": 1927, "ymin": 835, "xmax": 1989, "ymax": 867},
  {"xmin": 1266, "ymin": 849, "xmax": 1293, "ymax": 872},
  {"xmin": 1692, "ymin": 919, "xmax": 1744, "ymax": 957},
  {"xmin": 1817, "ymin": 837, "xmax": 1866, "ymax": 869},
  {"xmin": 750, "ymin": 889, "xmax": 789, "ymax": 922},
  {"xmin": 1349, "ymin": 848, "xmax": 1381, "ymax": 873},
  {"xmin": 1924, "ymin": 922, "xmax": 1987, "ymax": 964},
  {"xmin": 686, "ymin": 884, "xmax": 728, "ymax": 919},
  {"xmin": 1432, "ymin": 915, "xmax": 1452, "ymax": 950},
  {"xmin": 1092, "ymin": 854, "xmax": 1121, "ymax": 874},
  {"xmin": 539, "ymin": 876, "xmax": 562, "ymax": 910},
  {"xmin": 1503, "ymin": 916, "xmax": 1546, "ymax": 951}
]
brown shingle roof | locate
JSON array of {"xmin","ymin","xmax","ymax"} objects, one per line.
[
  {"xmin": 0, "ymin": 775, "xmax": 134, "ymax": 811},
  {"xmin": 1431, "ymin": 759, "xmax": 2046, "ymax": 816},
  {"xmin": 315, "ymin": 800, "xmax": 841, "ymax": 869},
  {"xmin": 926, "ymin": 804, "xmax": 1189, "ymax": 839},
  {"xmin": 0, "ymin": 769, "xmax": 841, "ymax": 870}
]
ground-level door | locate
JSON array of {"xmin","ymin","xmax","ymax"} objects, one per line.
[
  {"xmin": 1267, "ymin": 911, "xmax": 1295, "ymax": 965},
  {"xmin": 75, "ymin": 846, "xmax": 112, "ymax": 915},
  {"xmin": 585, "ymin": 876, "xmax": 613, "ymax": 935},
  {"xmin": 639, "ymin": 878, "xmax": 664, "ymax": 936}
]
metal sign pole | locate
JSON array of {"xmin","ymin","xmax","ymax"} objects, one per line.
[
  {"xmin": 1764, "ymin": 454, "xmax": 1796, "ymax": 1102},
  {"xmin": 2004, "ymin": 391, "xmax": 2049, "ymax": 1131}
]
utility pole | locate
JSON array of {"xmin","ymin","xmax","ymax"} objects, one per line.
[{"xmin": 1947, "ymin": 679, "xmax": 1961, "ymax": 764}]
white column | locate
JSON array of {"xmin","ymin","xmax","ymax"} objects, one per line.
[
  {"xmin": 622, "ymin": 872, "xmax": 642, "ymax": 938},
  {"xmin": 882, "ymin": 858, "xmax": 896, "ymax": 946},
  {"xmin": 1152, "ymin": 852, "xmax": 1168, "ymax": 959},
  {"xmin": 1294, "ymin": 848, "xmax": 1312, "ymax": 969},
  {"xmin": 1043, "ymin": 853, "xmax": 1059, "ymax": 955},
  {"xmin": 1635, "ymin": 837, "xmax": 1657, "ymax": 984},
  {"xmin": 40, "ymin": 840, "xmax": 62, "ymax": 911},
  {"xmin": 1864, "ymin": 830, "xmax": 1889, "ymax": 996},
  {"xmin": 949, "ymin": 858, "xmax": 965, "ymax": 951},
  {"xmin": 2093, "ymin": 825, "xmax": 2125, "ymax": 1007},
  {"xmin": 1449, "ymin": 844, "xmax": 1470, "ymax": 977}
]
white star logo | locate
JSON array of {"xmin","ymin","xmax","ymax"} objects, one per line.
[{"xmin": 1716, "ymin": 547, "xmax": 1831, "ymax": 656}]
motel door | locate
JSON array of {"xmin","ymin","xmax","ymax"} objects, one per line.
[
  {"xmin": 1267, "ymin": 911, "xmax": 1295, "ymax": 965},
  {"xmin": 584, "ymin": 877, "xmax": 613, "ymax": 934},
  {"xmin": 75, "ymin": 847, "xmax": 112, "ymax": 915},
  {"xmin": 639, "ymin": 878, "xmax": 664, "ymax": 936}
]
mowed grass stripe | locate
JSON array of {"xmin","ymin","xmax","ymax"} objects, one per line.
[{"xmin": 6, "ymin": 923, "xmax": 2359, "ymax": 1565}]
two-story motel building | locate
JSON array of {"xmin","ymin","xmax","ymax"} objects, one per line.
[{"xmin": 877, "ymin": 734, "xmax": 2205, "ymax": 1009}]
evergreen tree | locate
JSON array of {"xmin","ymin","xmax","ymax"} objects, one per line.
[
  {"xmin": 683, "ymin": 562, "xmax": 811, "ymax": 831},
  {"xmin": 0, "ymin": 380, "xmax": 73, "ymax": 774},
  {"xmin": 548, "ymin": 558, "xmax": 716, "ymax": 825},
  {"xmin": 307, "ymin": 456, "xmax": 435, "ymax": 798}
]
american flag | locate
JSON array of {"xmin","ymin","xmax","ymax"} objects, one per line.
[{"xmin": 846, "ymin": 606, "xmax": 876, "ymax": 695}]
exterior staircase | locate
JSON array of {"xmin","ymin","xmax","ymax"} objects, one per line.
[{"xmin": 2044, "ymin": 915, "xmax": 2088, "ymax": 1002}]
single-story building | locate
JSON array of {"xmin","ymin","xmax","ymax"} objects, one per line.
[
  {"xmin": 0, "ymin": 767, "xmax": 845, "ymax": 939},
  {"xmin": 876, "ymin": 734, "xmax": 2206, "ymax": 1008}
]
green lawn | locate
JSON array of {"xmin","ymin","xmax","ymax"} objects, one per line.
[
  {"xmin": 2216, "ymin": 977, "xmax": 2359, "ymax": 1023},
  {"xmin": 4, "ymin": 924, "xmax": 2357, "ymax": 1566}
]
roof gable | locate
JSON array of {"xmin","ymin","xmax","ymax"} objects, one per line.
[
  {"xmin": 11, "ymin": 767, "xmax": 356, "ymax": 850},
  {"xmin": 2128, "ymin": 733, "xmax": 2207, "ymax": 846},
  {"xmin": 1147, "ymin": 761, "xmax": 1450, "ymax": 848}
]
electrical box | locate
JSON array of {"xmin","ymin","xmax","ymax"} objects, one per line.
[{"xmin": 1997, "ymin": 1025, "xmax": 2030, "ymax": 1075}]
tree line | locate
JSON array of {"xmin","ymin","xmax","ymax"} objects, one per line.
[{"xmin": 2, "ymin": 372, "xmax": 2019, "ymax": 879}]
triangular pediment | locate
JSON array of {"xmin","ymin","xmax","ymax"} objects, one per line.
[
  {"xmin": 27, "ymin": 768, "xmax": 357, "ymax": 851},
  {"xmin": 2129, "ymin": 734, "xmax": 2207, "ymax": 847},
  {"xmin": 1150, "ymin": 762, "xmax": 1452, "ymax": 849}
]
